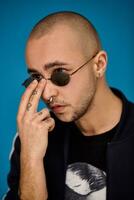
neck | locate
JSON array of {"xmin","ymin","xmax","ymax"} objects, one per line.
[{"xmin": 75, "ymin": 83, "xmax": 122, "ymax": 136}]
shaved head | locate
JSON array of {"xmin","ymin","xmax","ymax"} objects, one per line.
[{"xmin": 28, "ymin": 11, "xmax": 102, "ymax": 56}]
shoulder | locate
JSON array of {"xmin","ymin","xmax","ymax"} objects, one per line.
[
  {"xmin": 111, "ymin": 87, "xmax": 134, "ymax": 113},
  {"xmin": 112, "ymin": 88, "xmax": 134, "ymax": 139}
]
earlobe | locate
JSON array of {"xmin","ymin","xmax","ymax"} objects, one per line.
[
  {"xmin": 94, "ymin": 51, "xmax": 107, "ymax": 78},
  {"xmin": 97, "ymin": 71, "xmax": 101, "ymax": 78}
]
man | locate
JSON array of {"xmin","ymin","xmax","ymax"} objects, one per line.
[{"xmin": 4, "ymin": 11, "xmax": 134, "ymax": 200}]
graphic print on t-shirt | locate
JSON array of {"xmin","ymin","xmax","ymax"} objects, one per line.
[{"xmin": 65, "ymin": 162, "xmax": 106, "ymax": 200}]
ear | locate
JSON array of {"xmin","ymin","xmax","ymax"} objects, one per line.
[{"xmin": 93, "ymin": 50, "xmax": 108, "ymax": 78}]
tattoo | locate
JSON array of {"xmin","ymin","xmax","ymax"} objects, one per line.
[
  {"xmin": 32, "ymin": 90, "xmax": 38, "ymax": 95},
  {"xmin": 38, "ymin": 111, "xmax": 43, "ymax": 115},
  {"xmin": 30, "ymin": 95, "xmax": 34, "ymax": 102},
  {"xmin": 26, "ymin": 90, "xmax": 37, "ymax": 111},
  {"xmin": 29, "ymin": 90, "xmax": 38, "ymax": 102},
  {"xmin": 27, "ymin": 102, "xmax": 32, "ymax": 111}
]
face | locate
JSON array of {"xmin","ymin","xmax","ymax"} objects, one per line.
[
  {"xmin": 25, "ymin": 25, "xmax": 98, "ymax": 122},
  {"xmin": 66, "ymin": 169, "xmax": 91, "ymax": 195}
]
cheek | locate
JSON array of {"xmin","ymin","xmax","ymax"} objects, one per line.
[
  {"xmin": 59, "ymin": 69, "xmax": 97, "ymax": 104},
  {"xmin": 71, "ymin": 72, "xmax": 95, "ymax": 94},
  {"xmin": 61, "ymin": 77, "xmax": 90, "ymax": 103}
]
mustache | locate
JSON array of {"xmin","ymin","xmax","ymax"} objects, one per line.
[{"xmin": 44, "ymin": 98, "xmax": 67, "ymax": 106}]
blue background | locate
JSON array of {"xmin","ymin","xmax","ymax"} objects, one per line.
[{"xmin": 0, "ymin": 0, "xmax": 134, "ymax": 198}]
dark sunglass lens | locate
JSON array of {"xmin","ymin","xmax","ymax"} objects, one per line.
[
  {"xmin": 22, "ymin": 76, "xmax": 35, "ymax": 88},
  {"xmin": 22, "ymin": 74, "xmax": 42, "ymax": 88},
  {"xmin": 51, "ymin": 71, "xmax": 70, "ymax": 86}
]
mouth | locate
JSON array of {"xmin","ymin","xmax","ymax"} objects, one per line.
[{"xmin": 50, "ymin": 104, "xmax": 66, "ymax": 113}]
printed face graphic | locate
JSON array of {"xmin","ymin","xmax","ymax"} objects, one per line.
[{"xmin": 65, "ymin": 162, "xmax": 106, "ymax": 200}]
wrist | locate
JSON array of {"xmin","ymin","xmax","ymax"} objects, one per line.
[{"xmin": 20, "ymin": 149, "xmax": 44, "ymax": 164}]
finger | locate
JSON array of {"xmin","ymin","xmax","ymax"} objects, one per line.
[
  {"xmin": 33, "ymin": 108, "xmax": 50, "ymax": 122},
  {"xmin": 43, "ymin": 117, "xmax": 55, "ymax": 132},
  {"xmin": 17, "ymin": 79, "xmax": 38, "ymax": 122},
  {"xmin": 26, "ymin": 79, "xmax": 46, "ymax": 114}
]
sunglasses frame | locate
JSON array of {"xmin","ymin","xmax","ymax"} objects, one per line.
[{"xmin": 22, "ymin": 51, "xmax": 98, "ymax": 88}]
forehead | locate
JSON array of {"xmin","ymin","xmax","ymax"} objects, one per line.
[{"xmin": 27, "ymin": 25, "xmax": 87, "ymax": 57}]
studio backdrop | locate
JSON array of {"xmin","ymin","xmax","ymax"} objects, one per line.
[{"xmin": 0, "ymin": 0, "xmax": 134, "ymax": 198}]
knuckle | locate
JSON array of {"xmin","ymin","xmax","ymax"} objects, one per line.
[
  {"xmin": 44, "ymin": 108, "xmax": 50, "ymax": 115},
  {"xmin": 39, "ymin": 108, "xmax": 49, "ymax": 117},
  {"xmin": 47, "ymin": 118, "xmax": 55, "ymax": 131},
  {"xmin": 50, "ymin": 117, "xmax": 54, "ymax": 123},
  {"xmin": 46, "ymin": 117, "xmax": 54, "ymax": 125}
]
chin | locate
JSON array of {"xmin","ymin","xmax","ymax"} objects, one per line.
[{"xmin": 54, "ymin": 112, "xmax": 74, "ymax": 123}]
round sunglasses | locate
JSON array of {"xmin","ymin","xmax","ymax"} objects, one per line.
[{"xmin": 22, "ymin": 52, "xmax": 98, "ymax": 88}]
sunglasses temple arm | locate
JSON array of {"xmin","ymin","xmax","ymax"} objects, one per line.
[
  {"xmin": 70, "ymin": 58, "xmax": 91, "ymax": 76},
  {"xmin": 70, "ymin": 52, "xmax": 98, "ymax": 76}
]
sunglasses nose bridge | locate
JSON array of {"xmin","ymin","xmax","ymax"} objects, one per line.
[
  {"xmin": 41, "ymin": 74, "xmax": 51, "ymax": 82},
  {"xmin": 43, "ymin": 77, "xmax": 52, "ymax": 85}
]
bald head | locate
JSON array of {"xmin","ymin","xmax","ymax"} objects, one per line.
[{"xmin": 28, "ymin": 11, "xmax": 102, "ymax": 56}]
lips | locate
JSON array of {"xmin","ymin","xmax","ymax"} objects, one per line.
[{"xmin": 50, "ymin": 104, "xmax": 66, "ymax": 113}]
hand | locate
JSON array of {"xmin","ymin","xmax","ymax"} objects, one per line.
[{"xmin": 17, "ymin": 79, "xmax": 55, "ymax": 160}]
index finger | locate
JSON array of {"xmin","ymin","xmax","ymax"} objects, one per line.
[
  {"xmin": 26, "ymin": 78, "xmax": 46, "ymax": 114},
  {"xmin": 17, "ymin": 79, "xmax": 38, "ymax": 121}
]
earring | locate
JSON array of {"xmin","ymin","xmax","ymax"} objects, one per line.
[{"xmin": 97, "ymin": 72, "xmax": 101, "ymax": 78}]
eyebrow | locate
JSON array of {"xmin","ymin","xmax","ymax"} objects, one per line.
[{"xmin": 27, "ymin": 61, "xmax": 68, "ymax": 74}]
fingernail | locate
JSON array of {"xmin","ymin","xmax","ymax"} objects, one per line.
[
  {"xmin": 33, "ymin": 79, "xmax": 38, "ymax": 84},
  {"xmin": 40, "ymin": 78, "xmax": 45, "ymax": 83}
]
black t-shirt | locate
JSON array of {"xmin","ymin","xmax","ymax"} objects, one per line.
[
  {"xmin": 65, "ymin": 123, "xmax": 118, "ymax": 200},
  {"xmin": 68, "ymin": 123, "xmax": 117, "ymax": 172}
]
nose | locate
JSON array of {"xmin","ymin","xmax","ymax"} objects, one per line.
[{"xmin": 42, "ymin": 79, "xmax": 58, "ymax": 103}]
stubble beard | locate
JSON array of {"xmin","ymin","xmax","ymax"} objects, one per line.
[
  {"xmin": 54, "ymin": 95, "xmax": 95, "ymax": 123},
  {"xmin": 71, "ymin": 94, "xmax": 95, "ymax": 122},
  {"xmin": 69, "ymin": 86, "xmax": 97, "ymax": 122},
  {"xmin": 53, "ymin": 81, "xmax": 97, "ymax": 122}
]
